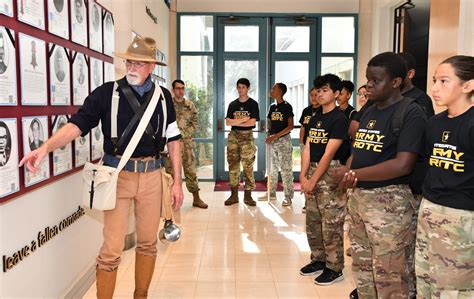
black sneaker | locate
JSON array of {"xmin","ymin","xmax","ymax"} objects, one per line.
[
  {"xmin": 314, "ymin": 267, "xmax": 344, "ymax": 285},
  {"xmin": 349, "ymin": 288, "xmax": 358, "ymax": 299},
  {"xmin": 299, "ymin": 261, "xmax": 325, "ymax": 276}
]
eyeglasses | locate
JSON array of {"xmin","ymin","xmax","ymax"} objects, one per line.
[
  {"xmin": 125, "ymin": 60, "xmax": 148, "ymax": 69},
  {"xmin": 357, "ymin": 92, "xmax": 367, "ymax": 98}
]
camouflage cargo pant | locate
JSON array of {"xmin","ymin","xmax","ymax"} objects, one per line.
[
  {"xmin": 348, "ymin": 185, "xmax": 415, "ymax": 299},
  {"xmin": 407, "ymin": 194, "xmax": 422, "ymax": 298},
  {"xmin": 163, "ymin": 138, "xmax": 199, "ymax": 193},
  {"xmin": 415, "ymin": 198, "xmax": 473, "ymax": 299},
  {"xmin": 227, "ymin": 130, "xmax": 256, "ymax": 190},
  {"xmin": 269, "ymin": 134, "xmax": 294, "ymax": 199},
  {"xmin": 306, "ymin": 162, "xmax": 347, "ymax": 272}
]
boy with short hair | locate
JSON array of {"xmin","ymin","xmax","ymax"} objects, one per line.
[
  {"xmin": 337, "ymin": 80, "xmax": 356, "ymax": 120},
  {"xmin": 225, "ymin": 78, "xmax": 260, "ymax": 206},
  {"xmin": 299, "ymin": 74, "xmax": 351, "ymax": 285}
]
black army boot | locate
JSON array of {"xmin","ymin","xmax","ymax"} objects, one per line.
[
  {"xmin": 192, "ymin": 191, "xmax": 208, "ymax": 209},
  {"xmin": 243, "ymin": 190, "xmax": 256, "ymax": 206},
  {"xmin": 224, "ymin": 187, "xmax": 239, "ymax": 206}
]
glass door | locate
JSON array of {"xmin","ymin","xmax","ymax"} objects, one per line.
[
  {"xmin": 216, "ymin": 17, "xmax": 268, "ymax": 181},
  {"xmin": 269, "ymin": 17, "xmax": 317, "ymax": 179}
]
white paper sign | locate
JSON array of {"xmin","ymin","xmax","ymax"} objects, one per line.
[
  {"xmin": 103, "ymin": 12, "xmax": 114, "ymax": 56},
  {"xmin": 88, "ymin": 1, "xmax": 102, "ymax": 52},
  {"xmin": 70, "ymin": 0, "xmax": 87, "ymax": 46},
  {"xmin": 19, "ymin": 33, "xmax": 47, "ymax": 105},
  {"xmin": 22, "ymin": 116, "xmax": 50, "ymax": 187},
  {"xmin": 0, "ymin": 27, "xmax": 17, "ymax": 105},
  {"xmin": 52, "ymin": 115, "xmax": 73, "ymax": 175},
  {"xmin": 74, "ymin": 133, "xmax": 90, "ymax": 167},
  {"xmin": 17, "ymin": 0, "xmax": 45, "ymax": 29},
  {"xmin": 0, "ymin": 0, "xmax": 13, "ymax": 17},
  {"xmin": 48, "ymin": 0, "xmax": 70, "ymax": 39},
  {"xmin": 0, "ymin": 118, "xmax": 20, "ymax": 198},
  {"xmin": 49, "ymin": 44, "xmax": 71, "ymax": 105},
  {"xmin": 90, "ymin": 57, "xmax": 103, "ymax": 92},
  {"xmin": 91, "ymin": 123, "xmax": 103, "ymax": 161},
  {"xmin": 72, "ymin": 52, "xmax": 89, "ymax": 106}
]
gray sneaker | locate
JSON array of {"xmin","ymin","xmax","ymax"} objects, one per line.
[
  {"xmin": 282, "ymin": 197, "xmax": 292, "ymax": 206},
  {"xmin": 258, "ymin": 193, "xmax": 277, "ymax": 201}
]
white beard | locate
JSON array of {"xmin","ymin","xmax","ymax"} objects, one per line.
[{"xmin": 126, "ymin": 73, "xmax": 143, "ymax": 86}]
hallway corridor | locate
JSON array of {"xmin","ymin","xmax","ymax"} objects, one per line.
[{"xmin": 83, "ymin": 182, "xmax": 356, "ymax": 298}]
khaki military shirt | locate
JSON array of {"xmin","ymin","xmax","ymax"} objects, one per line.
[{"xmin": 173, "ymin": 97, "xmax": 198, "ymax": 140}]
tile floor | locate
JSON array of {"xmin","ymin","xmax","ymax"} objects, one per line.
[{"xmin": 83, "ymin": 182, "xmax": 356, "ymax": 298}]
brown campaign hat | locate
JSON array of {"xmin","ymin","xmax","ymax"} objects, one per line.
[{"xmin": 114, "ymin": 36, "xmax": 166, "ymax": 66}]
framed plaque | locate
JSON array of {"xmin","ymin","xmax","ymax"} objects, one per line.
[
  {"xmin": 88, "ymin": 1, "xmax": 102, "ymax": 52},
  {"xmin": 70, "ymin": 0, "xmax": 87, "ymax": 46},
  {"xmin": 19, "ymin": 33, "xmax": 47, "ymax": 105},
  {"xmin": 48, "ymin": 0, "xmax": 70, "ymax": 39},
  {"xmin": 22, "ymin": 116, "xmax": 50, "ymax": 187},
  {"xmin": 0, "ymin": 118, "xmax": 20, "ymax": 198},
  {"xmin": 72, "ymin": 52, "xmax": 89, "ymax": 106},
  {"xmin": 17, "ymin": 0, "xmax": 45, "ymax": 30},
  {"xmin": 49, "ymin": 44, "xmax": 71, "ymax": 105},
  {"xmin": 51, "ymin": 115, "xmax": 73, "ymax": 175},
  {"xmin": 0, "ymin": 26, "xmax": 17, "ymax": 105}
]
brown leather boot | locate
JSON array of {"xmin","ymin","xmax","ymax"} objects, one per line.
[
  {"xmin": 192, "ymin": 191, "xmax": 208, "ymax": 209},
  {"xmin": 224, "ymin": 187, "xmax": 239, "ymax": 206},
  {"xmin": 243, "ymin": 190, "xmax": 256, "ymax": 206},
  {"xmin": 134, "ymin": 253, "xmax": 156, "ymax": 298},
  {"xmin": 96, "ymin": 267, "xmax": 117, "ymax": 299}
]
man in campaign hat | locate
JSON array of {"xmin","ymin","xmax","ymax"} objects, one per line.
[{"xmin": 20, "ymin": 36, "xmax": 183, "ymax": 299}]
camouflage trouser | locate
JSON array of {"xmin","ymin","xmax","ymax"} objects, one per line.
[
  {"xmin": 407, "ymin": 194, "xmax": 422, "ymax": 297},
  {"xmin": 227, "ymin": 130, "xmax": 256, "ymax": 190},
  {"xmin": 269, "ymin": 134, "xmax": 294, "ymax": 199},
  {"xmin": 348, "ymin": 185, "xmax": 415, "ymax": 299},
  {"xmin": 306, "ymin": 162, "xmax": 347, "ymax": 272},
  {"xmin": 415, "ymin": 198, "xmax": 474, "ymax": 299},
  {"xmin": 163, "ymin": 139, "xmax": 199, "ymax": 193}
]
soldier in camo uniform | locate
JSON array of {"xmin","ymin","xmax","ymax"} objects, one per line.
[
  {"xmin": 299, "ymin": 74, "xmax": 351, "ymax": 285},
  {"xmin": 415, "ymin": 55, "xmax": 473, "ymax": 299},
  {"xmin": 164, "ymin": 80, "xmax": 208, "ymax": 208},
  {"xmin": 329, "ymin": 52, "xmax": 427, "ymax": 298},
  {"xmin": 266, "ymin": 83, "xmax": 294, "ymax": 206},
  {"xmin": 224, "ymin": 78, "xmax": 260, "ymax": 206}
]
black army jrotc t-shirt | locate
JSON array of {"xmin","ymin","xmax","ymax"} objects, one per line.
[
  {"xmin": 299, "ymin": 105, "xmax": 321, "ymax": 144},
  {"xmin": 267, "ymin": 101, "xmax": 294, "ymax": 135},
  {"xmin": 423, "ymin": 107, "xmax": 474, "ymax": 211},
  {"xmin": 351, "ymin": 98, "xmax": 427, "ymax": 188},
  {"xmin": 340, "ymin": 104, "xmax": 356, "ymax": 120},
  {"xmin": 226, "ymin": 98, "xmax": 260, "ymax": 131},
  {"xmin": 307, "ymin": 108, "xmax": 351, "ymax": 163}
]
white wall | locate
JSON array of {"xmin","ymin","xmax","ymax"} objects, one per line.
[
  {"xmin": 177, "ymin": 0, "xmax": 359, "ymax": 13},
  {"xmin": 0, "ymin": 174, "xmax": 103, "ymax": 298},
  {"xmin": 458, "ymin": 0, "xmax": 474, "ymax": 56}
]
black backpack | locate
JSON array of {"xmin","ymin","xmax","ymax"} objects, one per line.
[{"xmin": 363, "ymin": 97, "xmax": 426, "ymax": 194}]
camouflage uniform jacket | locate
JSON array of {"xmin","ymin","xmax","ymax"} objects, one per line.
[{"xmin": 173, "ymin": 97, "xmax": 198, "ymax": 140}]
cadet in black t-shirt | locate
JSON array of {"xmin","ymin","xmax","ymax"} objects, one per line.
[
  {"xmin": 224, "ymin": 78, "xmax": 260, "ymax": 206},
  {"xmin": 299, "ymin": 74, "xmax": 350, "ymax": 285},
  {"xmin": 337, "ymin": 80, "xmax": 356, "ymax": 120},
  {"xmin": 328, "ymin": 52, "xmax": 427, "ymax": 299},
  {"xmin": 416, "ymin": 55, "xmax": 474, "ymax": 298},
  {"xmin": 398, "ymin": 52, "xmax": 435, "ymax": 119},
  {"xmin": 263, "ymin": 83, "xmax": 294, "ymax": 205},
  {"xmin": 299, "ymin": 87, "xmax": 320, "ymax": 152}
]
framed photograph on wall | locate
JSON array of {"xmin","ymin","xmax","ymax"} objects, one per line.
[
  {"xmin": 49, "ymin": 44, "xmax": 71, "ymax": 105},
  {"xmin": 0, "ymin": 26, "xmax": 17, "ymax": 105},
  {"xmin": 17, "ymin": 0, "xmax": 45, "ymax": 29},
  {"xmin": 0, "ymin": 118, "xmax": 20, "ymax": 198},
  {"xmin": 88, "ymin": 0, "xmax": 102, "ymax": 52},
  {"xmin": 103, "ymin": 61, "xmax": 114, "ymax": 83},
  {"xmin": 48, "ymin": 0, "xmax": 70, "ymax": 39},
  {"xmin": 70, "ymin": 0, "xmax": 87, "ymax": 46},
  {"xmin": 90, "ymin": 56, "xmax": 103, "ymax": 92},
  {"xmin": 22, "ymin": 116, "xmax": 50, "ymax": 187},
  {"xmin": 72, "ymin": 51, "xmax": 89, "ymax": 106},
  {"xmin": 103, "ymin": 11, "xmax": 114, "ymax": 56},
  {"xmin": 91, "ymin": 122, "xmax": 103, "ymax": 161},
  {"xmin": 74, "ymin": 133, "xmax": 90, "ymax": 167},
  {"xmin": 0, "ymin": 0, "xmax": 14, "ymax": 17},
  {"xmin": 51, "ymin": 114, "xmax": 73, "ymax": 175},
  {"xmin": 19, "ymin": 33, "xmax": 47, "ymax": 105}
]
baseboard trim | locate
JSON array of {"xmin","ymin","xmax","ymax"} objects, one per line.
[
  {"xmin": 63, "ymin": 263, "xmax": 96, "ymax": 299},
  {"xmin": 124, "ymin": 231, "xmax": 136, "ymax": 250}
]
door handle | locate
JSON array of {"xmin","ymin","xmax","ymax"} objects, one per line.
[{"xmin": 217, "ymin": 119, "xmax": 223, "ymax": 132}]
